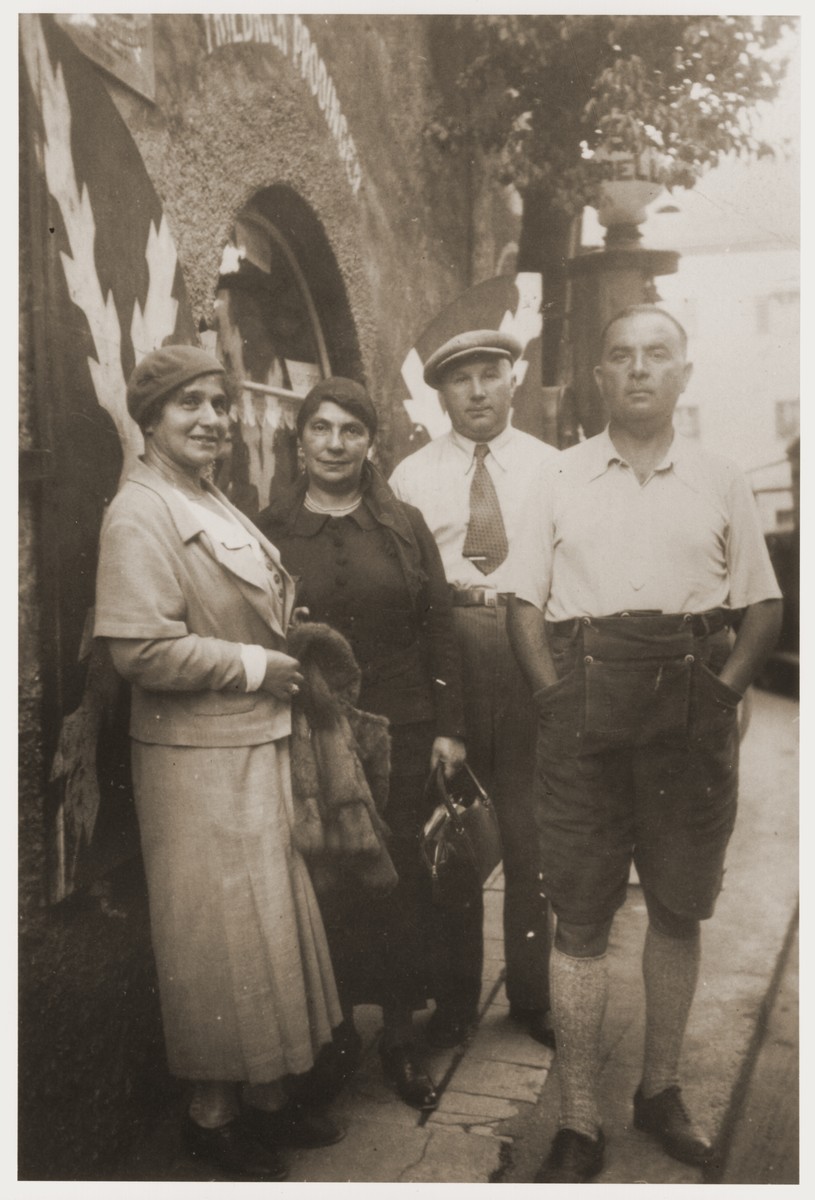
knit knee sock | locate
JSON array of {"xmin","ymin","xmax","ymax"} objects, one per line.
[
  {"xmin": 641, "ymin": 923, "xmax": 701, "ymax": 1098},
  {"xmin": 550, "ymin": 946, "xmax": 608, "ymax": 1139}
]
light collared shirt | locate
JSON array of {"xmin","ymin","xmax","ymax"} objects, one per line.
[
  {"xmin": 389, "ymin": 423, "xmax": 560, "ymax": 591},
  {"xmin": 512, "ymin": 427, "xmax": 782, "ymax": 620}
]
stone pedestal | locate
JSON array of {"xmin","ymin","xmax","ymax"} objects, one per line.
[{"xmin": 567, "ymin": 239, "xmax": 679, "ymax": 438}]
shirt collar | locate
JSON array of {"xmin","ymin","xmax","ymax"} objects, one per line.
[
  {"xmin": 450, "ymin": 422, "xmax": 516, "ymax": 472},
  {"xmin": 661, "ymin": 432, "xmax": 704, "ymax": 492},
  {"xmin": 586, "ymin": 425, "xmax": 699, "ymax": 490},
  {"xmin": 585, "ymin": 428, "xmax": 623, "ymax": 482},
  {"xmin": 291, "ymin": 499, "xmax": 377, "ymax": 537}
]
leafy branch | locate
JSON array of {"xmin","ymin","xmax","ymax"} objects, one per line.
[{"xmin": 428, "ymin": 14, "xmax": 795, "ymax": 214}]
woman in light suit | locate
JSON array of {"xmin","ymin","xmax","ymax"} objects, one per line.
[{"xmin": 94, "ymin": 346, "xmax": 343, "ymax": 1182}]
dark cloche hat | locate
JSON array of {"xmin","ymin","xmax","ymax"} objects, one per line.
[
  {"xmin": 296, "ymin": 376, "xmax": 378, "ymax": 439},
  {"xmin": 422, "ymin": 329, "xmax": 523, "ymax": 389},
  {"xmin": 126, "ymin": 345, "xmax": 225, "ymax": 424}
]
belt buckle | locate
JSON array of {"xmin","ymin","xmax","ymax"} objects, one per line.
[{"xmin": 484, "ymin": 588, "xmax": 497, "ymax": 607}]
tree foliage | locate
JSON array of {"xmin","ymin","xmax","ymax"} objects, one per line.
[{"xmin": 431, "ymin": 14, "xmax": 796, "ymax": 215}]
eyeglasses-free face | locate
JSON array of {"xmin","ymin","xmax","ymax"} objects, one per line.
[
  {"xmin": 299, "ymin": 400, "xmax": 372, "ymax": 492},
  {"xmin": 144, "ymin": 374, "xmax": 230, "ymax": 479},
  {"xmin": 594, "ymin": 312, "xmax": 693, "ymax": 436},
  {"xmin": 437, "ymin": 355, "xmax": 515, "ymax": 443}
]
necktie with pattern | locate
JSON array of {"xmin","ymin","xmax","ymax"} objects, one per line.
[{"xmin": 462, "ymin": 443, "xmax": 509, "ymax": 575}]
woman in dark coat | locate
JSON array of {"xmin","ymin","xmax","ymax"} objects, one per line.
[{"xmin": 259, "ymin": 377, "xmax": 482, "ymax": 1111}]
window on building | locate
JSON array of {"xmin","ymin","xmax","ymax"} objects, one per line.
[
  {"xmin": 677, "ymin": 298, "xmax": 697, "ymax": 339},
  {"xmin": 674, "ymin": 405, "xmax": 700, "ymax": 439},
  {"xmin": 775, "ymin": 399, "xmax": 800, "ymax": 441},
  {"xmin": 209, "ymin": 188, "xmax": 361, "ymax": 517},
  {"xmin": 212, "ymin": 209, "xmax": 337, "ymax": 516},
  {"xmin": 756, "ymin": 289, "xmax": 800, "ymax": 338}
]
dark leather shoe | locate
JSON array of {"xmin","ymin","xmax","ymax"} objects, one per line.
[
  {"xmin": 183, "ymin": 1114, "xmax": 288, "ymax": 1180},
  {"xmin": 535, "ymin": 1127, "xmax": 605, "ymax": 1183},
  {"xmin": 244, "ymin": 1100, "xmax": 345, "ymax": 1148},
  {"xmin": 424, "ymin": 1008, "xmax": 475, "ymax": 1049},
  {"xmin": 633, "ymin": 1085, "xmax": 715, "ymax": 1167},
  {"xmin": 380, "ymin": 1043, "xmax": 438, "ymax": 1111},
  {"xmin": 509, "ymin": 1005, "xmax": 556, "ymax": 1050}
]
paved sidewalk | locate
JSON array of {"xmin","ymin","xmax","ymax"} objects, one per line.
[{"xmin": 122, "ymin": 687, "xmax": 798, "ymax": 1185}]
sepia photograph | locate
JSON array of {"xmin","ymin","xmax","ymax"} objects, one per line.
[{"xmin": 17, "ymin": 4, "xmax": 800, "ymax": 1189}]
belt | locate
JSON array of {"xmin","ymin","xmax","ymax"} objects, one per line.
[
  {"xmin": 450, "ymin": 587, "xmax": 512, "ymax": 608},
  {"xmin": 546, "ymin": 608, "xmax": 732, "ymax": 638}
]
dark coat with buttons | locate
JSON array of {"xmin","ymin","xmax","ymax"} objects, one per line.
[
  {"xmin": 260, "ymin": 465, "xmax": 479, "ymax": 1014},
  {"xmin": 258, "ymin": 462, "xmax": 465, "ymax": 740}
]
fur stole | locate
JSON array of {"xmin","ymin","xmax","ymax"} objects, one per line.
[{"xmin": 287, "ymin": 621, "xmax": 397, "ymax": 894}]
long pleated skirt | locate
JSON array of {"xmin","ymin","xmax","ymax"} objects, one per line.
[{"xmin": 132, "ymin": 738, "xmax": 342, "ymax": 1083}]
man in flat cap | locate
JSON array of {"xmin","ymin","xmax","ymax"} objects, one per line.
[
  {"xmin": 390, "ymin": 329, "xmax": 560, "ymax": 1049},
  {"xmin": 507, "ymin": 306, "xmax": 782, "ymax": 1182}
]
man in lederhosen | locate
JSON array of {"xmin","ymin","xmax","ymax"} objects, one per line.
[{"xmin": 507, "ymin": 305, "xmax": 783, "ymax": 1183}]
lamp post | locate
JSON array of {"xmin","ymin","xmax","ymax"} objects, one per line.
[{"xmin": 564, "ymin": 143, "xmax": 680, "ymax": 441}]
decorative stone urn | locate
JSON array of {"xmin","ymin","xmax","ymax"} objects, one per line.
[
  {"xmin": 564, "ymin": 143, "xmax": 678, "ymax": 437},
  {"xmin": 591, "ymin": 145, "xmax": 666, "ymax": 244}
]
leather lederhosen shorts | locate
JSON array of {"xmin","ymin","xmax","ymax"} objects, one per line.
[{"xmin": 533, "ymin": 611, "xmax": 741, "ymax": 924}]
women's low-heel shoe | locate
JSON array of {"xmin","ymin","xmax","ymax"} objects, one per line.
[
  {"xmin": 244, "ymin": 1100, "xmax": 345, "ymax": 1148},
  {"xmin": 379, "ymin": 1043, "xmax": 438, "ymax": 1111},
  {"xmin": 183, "ymin": 1114, "xmax": 288, "ymax": 1180}
]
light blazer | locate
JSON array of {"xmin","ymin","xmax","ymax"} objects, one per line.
[{"xmin": 94, "ymin": 460, "xmax": 295, "ymax": 747}]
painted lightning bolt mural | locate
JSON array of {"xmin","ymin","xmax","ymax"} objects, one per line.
[
  {"xmin": 22, "ymin": 15, "xmax": 193, "ymax": 899},
  {"xmin": 22, "ymin": 14, "xmax": 180, "ymax": 486}
]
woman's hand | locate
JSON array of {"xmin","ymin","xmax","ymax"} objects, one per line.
[
  {"xmin": 261, "ymin": 650, "xmax": 304, "ymax": 701},
  {"xmin": 430, "ymin": 736, "xmax": 466, "ymax": 779}
]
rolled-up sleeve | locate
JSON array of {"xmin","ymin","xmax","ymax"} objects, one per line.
[
  {"xmin": 724, "ymin": 468, "xmax": 783, "ymax": 608},
  {"xmin": 507, "ymin": 468, "xmax": 556, "ymax": 612}
]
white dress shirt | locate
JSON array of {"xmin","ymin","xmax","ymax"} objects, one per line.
[{"xmin": 389, "ymin": 423, "xmax": 560, "ymax": 591}]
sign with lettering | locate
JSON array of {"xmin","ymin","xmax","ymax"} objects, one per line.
[
  {"xmin": 202, "ymin": 13, "xmax": 362, "ymax": 195},
  {"xmin": 54, "ymin": 13, "xmax": 155, "ymax": 101}
]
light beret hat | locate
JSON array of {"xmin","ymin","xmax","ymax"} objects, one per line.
[
  {"xmin": 126, "ymin": 345, "xmax": 226, "ymax": 423},
  {"xmin": 422, "ymin": 329, "xmax": 523, "ymax": 389},
  {"xmin": 296, "ymin": 376, "xmax": 378, "ymax": 439}
]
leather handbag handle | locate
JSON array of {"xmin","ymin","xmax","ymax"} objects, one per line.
[
  {"xmin": 430, "ymin": 763, "xmax": 463, "ymax": 828},
  {"xmin": 461, "ymin": 761, "xmax": 490, "ymax": 804},
  {"xmin": 430, "ymin": 762, "xmax": 493, "ymax": 826}
]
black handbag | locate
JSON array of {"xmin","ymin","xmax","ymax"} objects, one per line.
[{"xmin": 419, "ymin": 762, "xmax": 503, "ymax": 909}]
